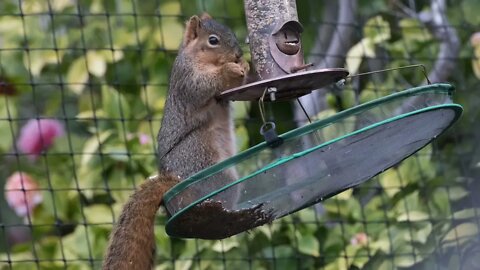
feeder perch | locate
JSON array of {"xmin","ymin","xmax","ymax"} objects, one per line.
[{"xmin": 162, "ymin": 0, "xmax": 463, "ymax": 239}]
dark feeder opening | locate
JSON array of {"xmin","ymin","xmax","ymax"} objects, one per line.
[
  {"xmin": 162, "ymin": 0, "xmax": 462, "ymax": 240},
  {"xmin": 274, "ymin": 23, "xmax": 301, "ymax": 56}
]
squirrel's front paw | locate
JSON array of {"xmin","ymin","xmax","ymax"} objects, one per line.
[
  {"xmin": 221, "ymin": 62, "xmax": 248, "ymax": 90},
  {"xmin": 223, "ymin": 62, "xmax": 246, "ymax": 78}
]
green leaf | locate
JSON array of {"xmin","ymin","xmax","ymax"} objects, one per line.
[
  {"xmin": 67, "ymin": 57, "xmax": 89, "ymax": 94},
  {"xmin": 377, "ymin": 259, "xmax": 394, "ymax": 270},
  {"xmin": 397, "ymin": 211, "xmax": 429, "ymax": 222},
  {"xmin": 461, "ymin": 0, "xmax": 480, "ymax": 25},
  {"xmin": 212, "ymin": 239, "xmax": 239, "ymax": 252},
  {"xmin": 351, "ymin": 248, "xmax": 370, "ymax": 268},
  {"xmin": 415, "ymin": 223, "xmax": 432, "ymax": 244},
  {"xmin": 431, "ymin": 187, "xmax": 451, "ymax": 216},
  {"xmin": 103, "ymin": 144, "xmax": 130, "ymax": 162},
  {"xmin": 159, "ymin": 1, "xmax": 181, "ymax": 15},
  {"xmin": 86, "ymin": 51, "xmax": 107, "ymax": 77},
  {"xmin": 174, "ymin": 259, "xmax": 193, "ymax": 270},
  {"xmin": 0, "ymin": 17, "xmax": 22, "ymax": 34},
  {"xmin": 26, "ymin": 50, "xmax": 61, "ymax": 76},
  {"xmin": 178, "ymin": 239, "xmax": 209, "ymax": 260},
  {"xmin": 83, "ymin": 205, "xmax": 114, "ymax": 224},
  {"xmin": 154, "ymin": 16, "xmax": 184, "ymax": 50},
  {"xmin": 402, "ymin": 222, "xmax": 433, "ymax": 245},
  {"xmin": 335, "ymin": 188, "xmax": 353, "ymax": 200},
  {"xmin": 442, "ymin": 223, "xmax": 479, "ymax": 247},
  {"xmin": 447, "ymin": 186, "xmax": 469, "ymax": 201},
  {"xmin": 274, "ymin": 245, "xmax": 294, "ymax": 258},
  {"xmin": 0, "ymin": 97, "xmax": 16, "ymax": 151},
  {"xmin": 394, "ymin": 254, "xmax": 420, "ymax": 268},
  {"xmin": 295, "ymin": 231, "xmax": 320, "ymax": 257},
  {"xmin": 81, "ymin": 130, "xmax": 112, "ymax": 166},
  {"xmin": 452, "ymin": 208, "xmax": 480, "ymax": 220},
  {"xmin": 235, "ymin": 125, "xmax": 249, "ymax": 152},
  {"xmin": 399, "ymin": 18, "xmax": 432, "ymax": 42},
  {"xmin": 364, "ymin": 15, "xmax": 391, "ymax": 44},
  {"xmin": 345, "ymin": 15, "xmax": 391, "ymax": 76},
  {"xmin": 141, "ymin": 77, "xmax": 168, "ymax": 111},
  {"xmin": 50, "ymin": 0, "xmax": 74, "ymax": 11},
  {"xmin": 296, "ymin": 208, "xmax": 317, "ymax": 222},
  {"xmin": 76, "ymin": 110, "xmax": 107, "ymax": 120},
  {"xmin": 379, "ymin": 168, "xmax": 403, "ymax": 197},
  {"xmin": 370, "ymin": 238, "xmax": 391, "ymax": 253},
  {"xmin": 341, "ymin": 89, "xmax": 357, "ymax": 108},
  {"xmin": 233, "ymin": 101, "xmax": 251, "ymax": 120},
  {"xmin": 394, "ymin": 245, "xmax": 424, "ymax": 267},
  {"xmin": 324, "ymin": 258, "xmax": 349, "ymax": 270},
  {"xmin": 346, "ymin": 40, "xmax": 368, "ymax": 74},
  {"xmin": 98, "ymin": 50, "xmax": 124, "ymax": 63},
  {"xmin": 256, "ymin": 225, "xmax": 273, "ymax": 240},
  {"xmin": 155, "ymin": 225, "xmax": 172, "ymax": 258},
  {"xmin": 102, "ymin": 85, "xmax": 131, "ymax": 120},
  {"xmin": 60, "ymin": 227, "xmax": 92, "ymax": 260},
  {"xmin": 397, "ymin": 191, "xmax": 420, "ymax": 214}
]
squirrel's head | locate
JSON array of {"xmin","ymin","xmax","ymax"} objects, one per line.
[{"xmin": 181, "ymin": 13, "xmax": 243, "ymax": 67}]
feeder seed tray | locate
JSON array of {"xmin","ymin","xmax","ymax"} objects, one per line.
[
  {"xmin": 218, "ymin": 68, "xmax": 349, "ymax": 101},
  {"xmin": 164, "ymin": 83, "xmax": 462, "ymax": 239}
]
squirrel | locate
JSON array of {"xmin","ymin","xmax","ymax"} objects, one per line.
[
  {"xmin": 157, "ymin": 13, "xmax": 248, "ymax": 204},
  {"xmin": 103, "ymin": 14, "xmax": 249, "ymax": 270}
]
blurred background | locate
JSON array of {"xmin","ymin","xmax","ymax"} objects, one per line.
[{"xmin": 0, "ymin": 0, "xmax": 479, "ymax": 269}]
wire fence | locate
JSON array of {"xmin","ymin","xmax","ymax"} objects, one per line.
[{"xmin": 0, "ymin": 0, "xmax": 479, "ymax": 269}]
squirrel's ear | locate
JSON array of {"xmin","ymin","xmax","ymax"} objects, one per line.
[
  {"xmin": 200, "ymin": 13, "xmax": 212, "ymax": 20},
  {"xmin": 183, "ymin": 15, "xmax": 201, "ymax": 47}
]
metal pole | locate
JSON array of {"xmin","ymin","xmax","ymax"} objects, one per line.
[{"xmin": 244, "ymin": 0, "xmax": 305, "ymax": 80}]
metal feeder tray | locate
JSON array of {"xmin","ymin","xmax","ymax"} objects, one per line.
[
  {"xmin": 219, "ymin": 68, "xmax": 349, "ymax": 101},
  {"xmin": 164, "ymin": 83, "xmax": 462, "ymax": 239}
]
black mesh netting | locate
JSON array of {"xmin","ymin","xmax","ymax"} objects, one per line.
[{"xmin": 0, "ymin": 0, "xmax": 479, "ymax": 269}]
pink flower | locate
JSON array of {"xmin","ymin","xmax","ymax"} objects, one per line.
[
  {"xmin": 16, "ymin": 119, "xmax": 64, "ymax": 158},
  {"xmin": 4, "ymin": 172, "xmax": 43, "ymax": 217},
  {"xmin": 350, "ymin": 232, "xmax": 368, "ymax": 246},
  {"xmin": 471, "ymin": 32, "xmax": 480, "ymax": 46},
  {"xmin": 138, "ymin": 133, "xmax": 151, "ymax": 145}
]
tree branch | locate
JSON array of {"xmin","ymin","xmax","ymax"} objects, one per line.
[{"xmin": 294, "ymin": 0, "xmax": 358, "ymax": 123}]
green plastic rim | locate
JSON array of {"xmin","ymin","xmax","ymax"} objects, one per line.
[{"xmin": 164, "ymin": 83, "xmax": 462, "ymax": 239}]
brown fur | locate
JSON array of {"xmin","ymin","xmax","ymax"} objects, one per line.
[
  {"xmin": 103, "ymin": 15, "xmax": 248, "ymax": 270},
  {"xmin": 157, "ymin": 15, "xmax": 248, "ymax": 181},
  {"xmin": 102, "ymin": 174, "xmax": 179, "ymax": 270}
]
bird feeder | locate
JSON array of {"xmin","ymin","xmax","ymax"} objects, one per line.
[{"xmin": 162, "ymin": 0, "xmax": 462, "ymax": 239}]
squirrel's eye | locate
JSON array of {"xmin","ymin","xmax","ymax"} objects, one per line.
[{"xmin": 208, "ymin": 35, "xmax": 220, "ymax": 46}]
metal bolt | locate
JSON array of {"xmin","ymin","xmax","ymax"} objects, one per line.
[
  {"xmin": 335, "ymin": 78, "xmax": 346, "ymax": 88},
  {"xmin": 267, "ymin": 87, "xmax": 277, "ymax": 101}
]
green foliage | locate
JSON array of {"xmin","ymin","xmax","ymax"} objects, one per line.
[{"xmin": 1, "ymin": 0, "xmax": 479, "ymax": 270}]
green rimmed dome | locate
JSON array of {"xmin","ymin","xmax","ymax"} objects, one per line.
[{"xmin": 163, "ymin": 83, "xmax": 462, "ymax": 239}]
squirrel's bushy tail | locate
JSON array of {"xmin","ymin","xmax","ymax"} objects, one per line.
[{"xmin": 102, "ymin": 173, "xmax": 178, "ymax": 270}]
